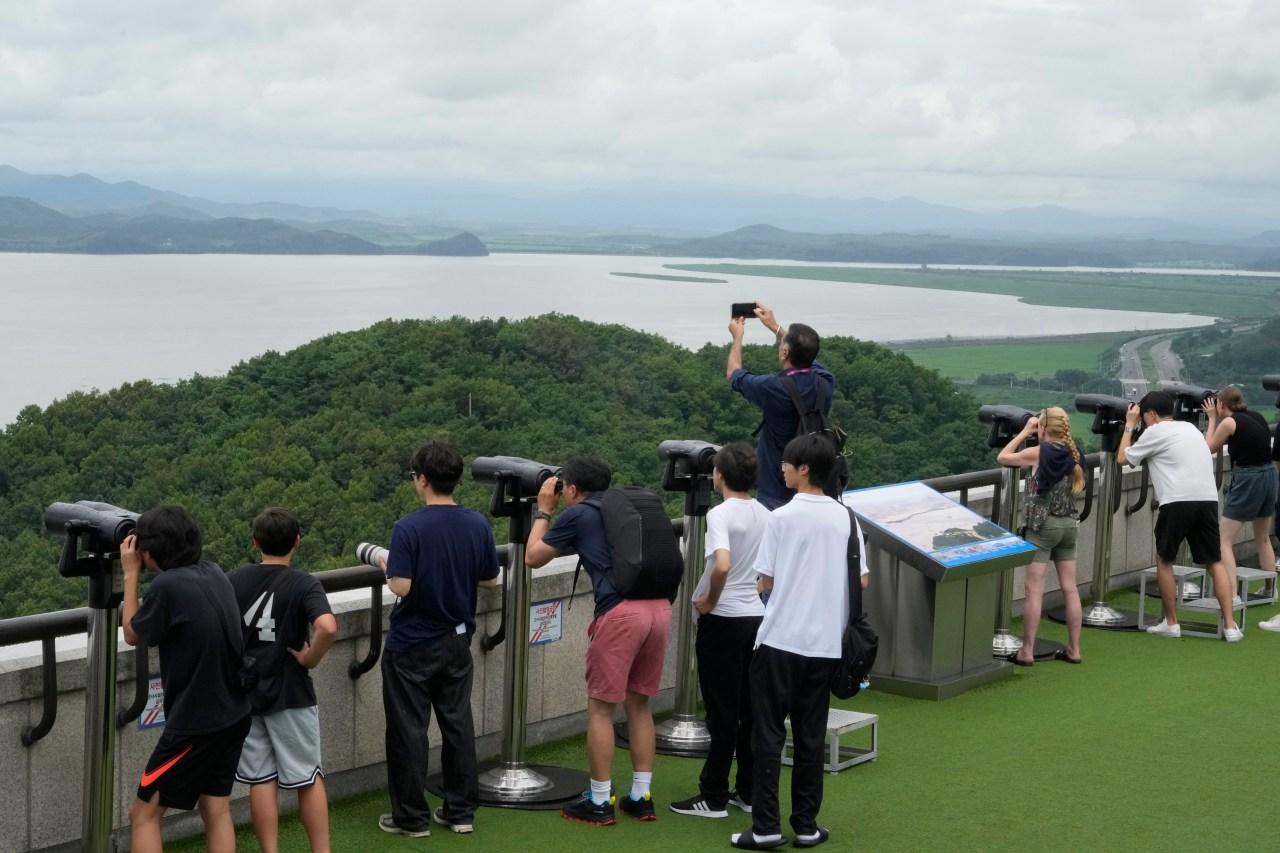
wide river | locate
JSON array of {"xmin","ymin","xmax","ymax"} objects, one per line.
[{"xmin": 0, "ymin": 252, "xmax": 1214, "ymax": 426}]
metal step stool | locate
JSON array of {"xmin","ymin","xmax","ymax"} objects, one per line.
[
  {"xmin": 1138, "ymin": 565, "xmax": 1246, "ymax": 638},
  {"xmin": 782, "ymin": 709, "xmax": 878, "ymax": 774},
  {"xmin": 1207, "ymin": 566, "xmax": 1278, "ymax": 608},
  {"xmin": 1137, "ymin": 565, "xmax": 1204, "ymax": 628}
]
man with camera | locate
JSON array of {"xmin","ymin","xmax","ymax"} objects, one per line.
[
  {"xmin": 121, "ymin": 505, "xmax": 252, "ymax": 853},
  {"xmin": 1119, "ymin": 391, "xmax": 1242, "ymax": 641},
  {"xmin": 379, "ymin": 439, "xmax": 501, "ymax": 837},
  {"xmin": 526, "ymin": 456, "xmax": 673, "ymax": 827},
  {"xmin": 726, "ymin": 303, "xmax": 837, "ymax": 510}
]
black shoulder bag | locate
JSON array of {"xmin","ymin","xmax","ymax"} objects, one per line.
[{"xmin": 830, "ymin": 507, "xmax": 879, "ymax": 699}]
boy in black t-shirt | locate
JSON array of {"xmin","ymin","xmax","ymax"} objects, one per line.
[
  {"xmin": 231, "ymin": 507, "xmax": 337, "ymax": 853},
  {"xmin": 122, "ymin": 505, "xmax": 251, "ymax": 853}
]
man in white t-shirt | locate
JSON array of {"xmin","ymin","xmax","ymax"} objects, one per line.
[
  {"xmin": 671, "ymin": 444, "xmax": 770, "ymax": 820},
  {"xmin": 730, "ymin": 434, "xmax": 866, "ymax": 851},
  {"xmin": 1120, "ymin": 391, "xmax": 1241, "ymax": 641}
]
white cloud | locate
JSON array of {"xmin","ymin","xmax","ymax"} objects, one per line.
[{"xmin": 1, "ymin": 0, "xmax": 1278, "ymax": 223}]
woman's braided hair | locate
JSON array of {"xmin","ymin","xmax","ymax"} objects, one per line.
[{"xmin": 1040, "ymin": 406, "xmax": 1084, "ymax": 495}]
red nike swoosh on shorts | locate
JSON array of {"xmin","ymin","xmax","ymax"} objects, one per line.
[{"xmin": 140, "ymin": 745, "xmax": 193, "ymax": 787}]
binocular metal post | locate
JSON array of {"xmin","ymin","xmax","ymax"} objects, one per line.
[
  {"xmin": 470, "ymin": 461, "xmax": 587, "ymax": 808},
  {"xmin": 653, "ymin": 493, "xmax": 712, "ymax": 756},
  {"xmin": 1081, "ymin": 450, "xmax": 1138, "ymax": 627},
  {"xmin": 83, "ymin": 595, "xmax": 119, "ymax": 852},
  {"xmin": 991, "ymin": 465, "xmax": 1024, "ymax": 658}
]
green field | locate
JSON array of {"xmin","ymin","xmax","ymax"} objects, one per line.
[
  {"xmin": 966, "ymin": 383, "xmax": 1098, "ymax": 449},
  {"xmin": 899, "ymin": 334, "xmax": 1128, "ymax": 381},
  {"xmin": 610, "ymin": 272, "xmax": 728, "ymax": 283},
  {"xmin": 667, "ymin": 264, "xmax": 1280, "ymax": 319},
  {"xmin": 172, "ymin": 591, "xmax": 1280, "ymax": 853}
]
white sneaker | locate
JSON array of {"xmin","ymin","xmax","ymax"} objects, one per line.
[
  {"xmin": 1258, "ymin": 615, "xmax": 1280, "ymax": 632},
  {"xmin": 1232, "ymin": 595, "xmax": 1243, "ymax": 606},
  {"xmin": 1223, "ymin": 626, "xmax": 1244, "ymax": 643},
  {"xmin": 1146, "ymin": 619, "xmax": 1181, "ymax": 638}
]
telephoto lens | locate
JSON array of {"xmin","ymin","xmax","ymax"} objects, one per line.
[{"xmin": 356, "ymin": 542, "xmax": 389, "ymax": 569}]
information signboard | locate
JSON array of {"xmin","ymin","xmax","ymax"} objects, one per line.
[{"xmin": 844, "ymin": 481, "xmax": 1034, "ymax": 581}]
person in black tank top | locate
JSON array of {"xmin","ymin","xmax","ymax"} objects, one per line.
[{"xmin": 1204, "ymin": 386, "xmax": 1278, "ymax": 599}]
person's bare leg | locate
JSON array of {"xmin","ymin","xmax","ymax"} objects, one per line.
[
  {"xmin": 129, "ymin": 793, "xmax": 166, "ymax": 853},
  {"xmin": 1253, "ymin": 517, "xmax": 1276, "ymax": 596},
  {"xmin": 623, "ymin": 691, "xmax": 655, "ymax": 773},
  {"xmin": 249, "ymin": 782, "xmax": 279, "ymax": 853},
  {"xmin": 1018, "ymin": 562, "xmax": 1047, "ymax": 663},
  {"xmin": 297, "ymin": 777, "xmax": 331, "ymax": 853},
  {"xmin": 198, "ymin": 794, "xmax": 236, "ymax": 853},
  {"xmin": 1208, "ymin": 560, "xmax": 1239, "ymax": 630},
  {"xmin": 585, "ymin": 697, "xmax": 617, "ymax": 782},
  {"xmin": 1219, "ymin": 516, "xmax": 1242, "ymax": 592},
  {"xmin": 1155, "ymin": 558, "xmax": 1179, "ymax": 624},
  {"xmin": 1056, "ymin": 559, "xmax": 1083, "ymax": 659}
]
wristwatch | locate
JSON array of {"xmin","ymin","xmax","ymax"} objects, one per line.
[
  {"xmin": 1124, "ymin": 426, "xmax": 1137, "ymax": 432},
  {"xmin": 533, "ymin": 510, "xmax": 553, "ymax": 523}
]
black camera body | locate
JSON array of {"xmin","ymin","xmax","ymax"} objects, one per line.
[
  {"xmin": 1075, "ymin": 393, "xmax": 1131, "ymax": 452},
  {"xmin": 977, "ymin": 405, "xmax": 1039, "ymax": 450},
  {"xmin": 44, "ymin": 500, "xmax": 139, "ymax": 609},
  {"xmin": 1162, "ymin": 382, "xmax": 1214, "ymax": 426}
]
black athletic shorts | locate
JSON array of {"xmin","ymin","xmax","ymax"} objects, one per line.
[
  {"xmin": 137, "ymin": 715, "xmax": 251, "ymax": 810},
  {"xmin": 1154, "ymin": 501, "xmax": 1221, "ymax": 564}
]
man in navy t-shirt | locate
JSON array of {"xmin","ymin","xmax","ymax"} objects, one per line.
[
  {"xmin": 527, "ymin": 456, "xmax": 672, "ymax": 826},
  {"xmin": 726, "ymin": 302, "xmax": 835, "ymax": 510},
  {"xmin": 377, "ymin": 439, "xmax": 500, "ymax": 838}
]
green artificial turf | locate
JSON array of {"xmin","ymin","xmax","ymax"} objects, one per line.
[{"xmin": 171, "ymin": 591, "xmax": 1280, "ymax": 852}]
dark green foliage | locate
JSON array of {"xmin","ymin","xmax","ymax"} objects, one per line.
[
  {"xmin": 0, "ymin": 315, "xmax": 989, "ymax": 617},
  {"xmin": 1175, "ymin": 319, "xmax": 1280, "ymax": 392}
]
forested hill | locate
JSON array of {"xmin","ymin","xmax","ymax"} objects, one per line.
[{"xmin": 0, "ymin": 315, "xmax": 989, "ymax": 618}]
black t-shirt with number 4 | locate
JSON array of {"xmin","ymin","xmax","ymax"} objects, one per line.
[{"xmin": 230, "ymin": 563, "xmax": 334, "ymax": 714}]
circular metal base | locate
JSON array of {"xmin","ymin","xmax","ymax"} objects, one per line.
[
  {"xmin": 1046, "ymin": 603, "xmax": 1143, "ymax": 631},
  {"xmin": 997, "ymin": 638, "xmax": 1067, "ymax": 662},
  {"xmin": 992, "ymin": 631, "xmax": 1022, "ymax": 658},
  {"xmin": 427, "ymin": 762, "xmax": 588, "ymax": 810},
  {"xmin": 615, "ymin": 717, "xmax": 711, "ymax": 758}
]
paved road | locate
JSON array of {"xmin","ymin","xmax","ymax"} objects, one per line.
[{"xmin": 1117, "ymin": 332, "xmax": 1185, "ymax": 399}]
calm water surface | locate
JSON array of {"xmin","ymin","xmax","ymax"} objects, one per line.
[{"xmin": 0, "ymin": 253, "xmax": 1213, "ymax": 425}]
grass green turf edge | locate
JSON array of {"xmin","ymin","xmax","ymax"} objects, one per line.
[{"xmin": 171, "ymin": 588, "xmax": 1280, "ymax": 853}]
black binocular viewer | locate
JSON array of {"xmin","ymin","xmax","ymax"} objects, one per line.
[
  {"xmin": 657, "ymin": 440, "xmax": 719, "ymax": 476},
  {"xmin": 471, "ymin": 456, "xmax": 562, "ymax": 494},
  {"xmin": 1264, "ymin": 375, "xmax": 1280, "ymax": 407},
  {"xmin": 977, "ymin": 405, "xmax": 1039, "ymax": 449},
  {"xmin": 44, "ymin": 501, "xmax": 139, "ymax": 577},
  {"xmin": 1161, "ymin": 382, "xmax": 1214, "ymax": 423}
]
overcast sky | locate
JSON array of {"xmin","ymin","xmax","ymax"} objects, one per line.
[{"xmin": 2, "ymin": 0, "xmax": 1278, "ymax": 224}]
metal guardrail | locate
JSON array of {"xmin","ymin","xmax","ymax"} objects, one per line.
[{"xmin": 0, "ymin": 462, "xmax": 1114, "ymax": 748}]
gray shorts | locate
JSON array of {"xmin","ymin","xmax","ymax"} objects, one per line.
[
  {"xmin": 235, "ymin": 705, "xmax": 323, "ymax": 789},
  {"xmin": 1224, "ymin": 464, "xmax": 1278, "ymax": 522},
  {"xmin": 1024, "ymin": 516, "xmax": 1078, "ymax": 563}
]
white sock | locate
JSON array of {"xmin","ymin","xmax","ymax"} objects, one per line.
[
  {"xmin": 590, "ymin": 778, "xmax": 612, "ymax": 805},
  {"xmin": 732, "ymin": 832, "xmax": 784, "ymax": 844},
  {"xmin": 630, "ymin": 771, "xmax": 652, "ymax": 800}
]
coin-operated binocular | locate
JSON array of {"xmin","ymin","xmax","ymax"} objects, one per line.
[
  {"xmin": 1075, "ymin": 394, "xmax": 1131, "ymax": 453},
  {"xmin": 658, "ymin": 439, "xmax": 719, "ymax": 517},
  {"xmin": 472, "ymin": 456, "xmax": 562, "ymax": 520},
  {"xmin": 1263, "ymin": 375, "xmax": 1280, "ymax": 407},
  {"xmin": 1163, "ymin": 382, "xmax": 1214, "ymax": 426},
  {"xmin": 44, "ymin": 500, "xmax": 139, "ymax": 608},
  {"xmin": 43, "ymin": 499, "xmax": 140, "ymax": 852},
  {"xmin": 977, "ymin": 405, "xmax": 1040, "ymax": 450}
]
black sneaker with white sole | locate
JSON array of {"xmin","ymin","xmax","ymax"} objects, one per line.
[
  {"xmin": 433, "ymin": 806, "xmax": 474, "ymax": 833},
  {"xmin": 669, "ymin": 794, "xmax": 728, "ymax": 818},
  {"xmin": 728, "ymin": 792, "xmax": 753, "ymax": 814},
  {"xmin": 378, "ymin": 814, "xmax": 430, "ymax": 837}
]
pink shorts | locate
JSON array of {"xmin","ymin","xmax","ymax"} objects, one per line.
[{"xmin": 585, "ymin": 598, "xmax": 672, "ymax": 703}]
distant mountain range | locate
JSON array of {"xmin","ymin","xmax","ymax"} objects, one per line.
[
  {"xmin": 0, "ymin": 195, "xmax": 489, "ymax": 256},
  {"xmin": 2, "ymin": 164, "xmax": 1279, "ymax": 267}
]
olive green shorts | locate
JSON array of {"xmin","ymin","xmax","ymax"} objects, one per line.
[{"xmin": 1024, "ymin": 516, "xmax": 1078, "ymax": 563}]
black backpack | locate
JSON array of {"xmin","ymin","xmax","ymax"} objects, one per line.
[
  {"xmin": 830, "ymin": 507, "xmax": 878, "ymax": 699},
  {"xmin": 781, "ymin": 374, "xmax": 850, "ymax": 497},
  {"xmin": 571, "ymin": 487, "xmax": 684, "ymax": 603}
]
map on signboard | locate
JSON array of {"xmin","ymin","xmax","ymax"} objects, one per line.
[{"xmin": 843, "ymin": 481, "xmax": 1033, "ymax": 568}]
